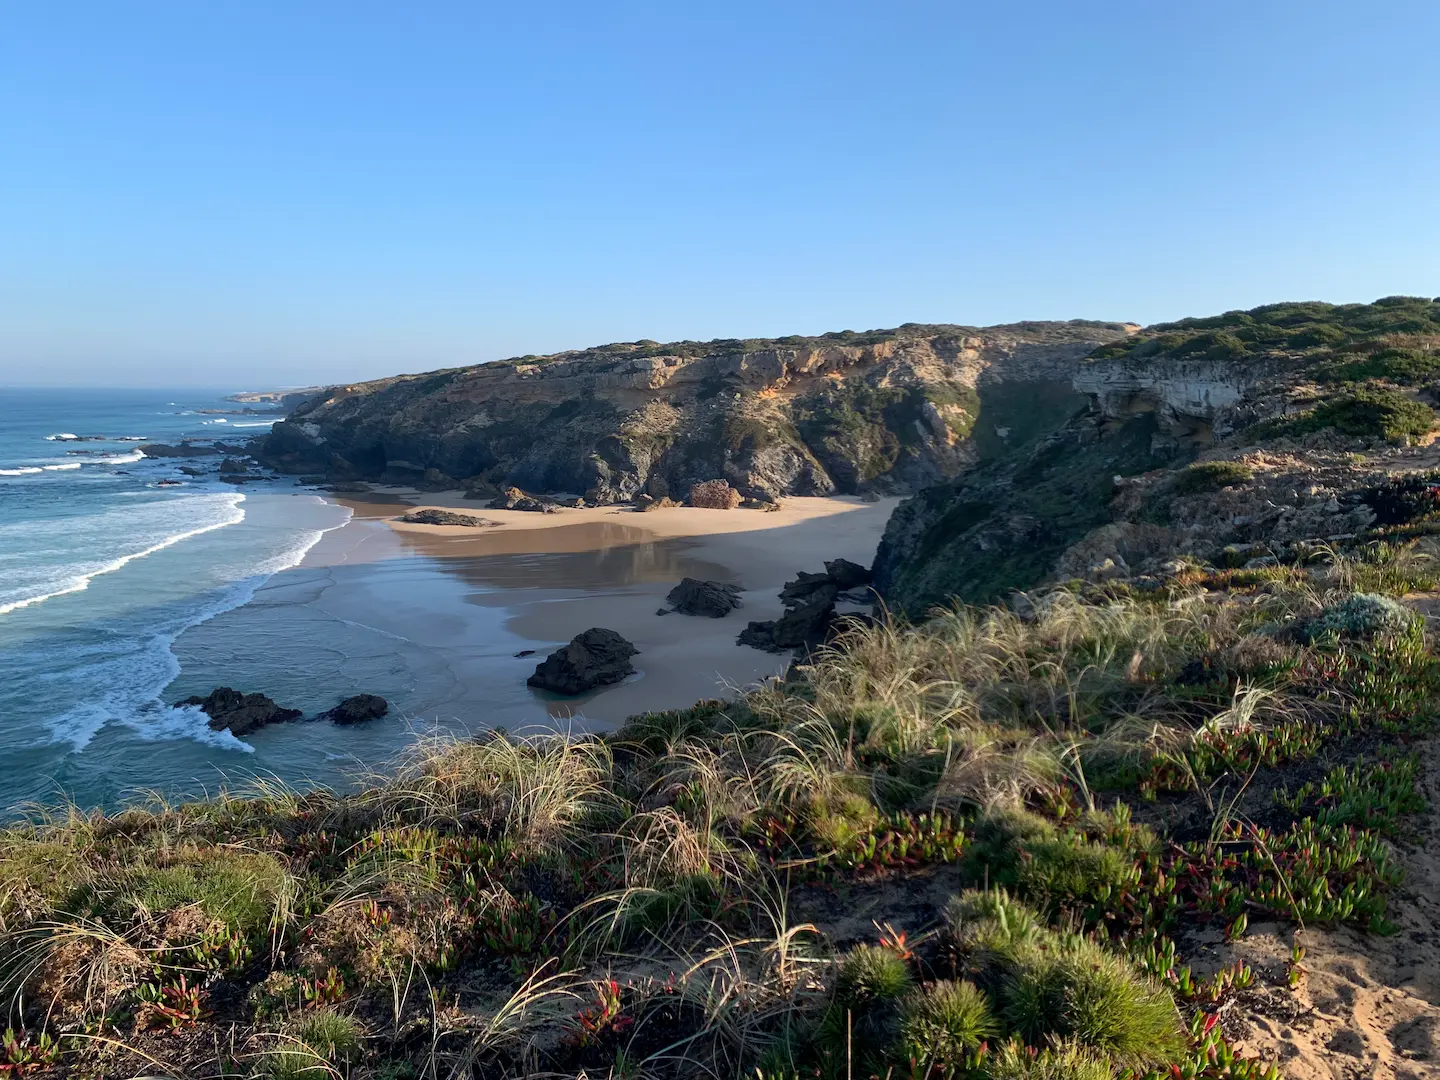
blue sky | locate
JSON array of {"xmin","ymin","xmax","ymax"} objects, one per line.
[{"xmin": 2, "ymin": 1, "xmax": 1437, "ymax": 387}]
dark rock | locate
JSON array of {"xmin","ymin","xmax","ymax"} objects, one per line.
[
  {"xmin": 299, "ymin": 475, "xmax": 327, "ymax": 485},
  {"xmin": 666, "ymin": 577, "xmax": 743, "ymax": 618},
  {"xmin": 219, "ymin": 457, "xmax": 248, "ymax": 474},
  {"xmin": 779, "ymin": 572, "xmax": 838, "ymax": 608},
  {"xmin": 656, "ymin": 608, "xmax": 670, "ymax": 616},
  {"xmin": 736, "ymin": 620, "xmax": 778, "ymax": 651},
  {"xmin": 837, "ymin": 587, "xmax": 877, "ymax": 604},
  {"xmin": 156, "ymin": 479, "xmax": 184, "ymax": 486},
  {"xmin": 139, "ymin": 442, "xmax": 219, "ymax": 458},
  {"xmin": 179, "ymin": 466, "xmax": 206, "ymax": 476},
  {"xmin": 771, "ymin": 596, "xmax": 836, "ymax": 648},
  {"xmin": 490, "ymin": 487, "xmax": 560, "ymax": 513},
  {"xmin": 323, "ymin": 482, "xmax": 373, "ymax": 493},
  {"xmin": 527, "ymin": 628, "xmax": 638, "ymax": 695},
  {"xmin": 174, "ymin": 687, "xmax": 302, "ymax": 736},
  {"xmin": 399, "ymin": 509, "xmax": 500, "ymax": 527},
  {"xmin": 513, "ymin": 649, "xmax": 536, "ymax": 657},
  {"xmin": 316, "ymin": 694, "xmax": 389, "ymax": 725},
  {"xmin": 736, "ymin": 596, "xmax": 836, "ymax": 653},
  {"xmin": 823, "ymin": 558, "xmax": 872, "ymax": 590},
  {"xmin": 463, "ymin": 481, "xmax": 501, "ymax": 501}
]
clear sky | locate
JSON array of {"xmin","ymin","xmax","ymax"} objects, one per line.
[{"xmin": 2, "ymin": 1, "xmax": 1437, "ymax": 387}]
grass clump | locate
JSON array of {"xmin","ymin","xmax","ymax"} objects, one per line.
[
  {"xmin": 258, "ymin": 1010, "xmax": 362, "ymax": 1078},
  {"xmin": 897, "ymin": 978, "xmax": 999, "ymax": 1065},
  {"xmin": 1171, "ymin": 459, "xmax": 1252, "ymax": 494},
  {"xmin": 946, "ymin": 891, "xmax": 1186, "ymax": 1067}
]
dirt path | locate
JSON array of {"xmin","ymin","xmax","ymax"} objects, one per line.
[{"xmin": 1202, "ymin": 735, "xmax": 1440, "ymax": 1079}]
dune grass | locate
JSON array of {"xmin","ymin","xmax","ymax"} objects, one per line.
[{"xmin": 0, "ymin": 547, "xmax": 1434, "ymax": 1077}]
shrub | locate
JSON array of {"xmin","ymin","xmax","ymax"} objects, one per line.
[
  {"xmin": 898, "ymin": 979, "xmax": 999, "ymax": 1065},
  {"xmin": 1171, "ymin": 460, "xmax": 1252, "ymax": 494},
  {"xmin": 1297, "ymin": 593, "xmax": 1419, "ymax": 643},
  {"xmin": 1276, "ymin": 387, "xmax": 1436, "ymax": 443},
  {"xmin": 1317, "ymin": 347, "xmax": 1440, "ymax": 386},
  {"xmin": 1362, "ymin": 472, "xmax": 1440, "ymax": 526}
]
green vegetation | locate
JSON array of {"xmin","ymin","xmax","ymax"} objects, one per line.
[
  {"xmin": 1087, "ymin": 296, "xmax": 1440, "ymax": 366},
  {"xmin": 0, "ymin": 537, "xmax": 1433, "ymax": 1077},
  {"xmin": 879, "ymin": 408, "xmax": 1179, "ymax": 613},
  {"xmin": 1271, "ymin": 386, "xmax": 1436, "ymax": 443},
  {"xmin": 1172, "ymin": 459, "xmax": 1252, "ymax": 494},
  {"xmin": 792, "ymin": 378, "xmax": 980, "ymax": 488}
]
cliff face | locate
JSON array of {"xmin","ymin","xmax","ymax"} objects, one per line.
[
  {"xmin": 259, "ymin": 322, "xmax": 1132, "ymax": 502},
  {"xmin": 874, "ymin": 296, "xmax": 1440, "ymax": 617}
]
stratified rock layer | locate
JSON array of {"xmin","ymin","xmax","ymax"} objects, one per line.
[{"xmin": 258, "ymin": 322, "xmax": 1130, "ymax": 503}]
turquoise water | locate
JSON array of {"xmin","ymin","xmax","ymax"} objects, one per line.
[{"xmin": 0, "ymin": 389, "xmax": 354, "ymax": 809}]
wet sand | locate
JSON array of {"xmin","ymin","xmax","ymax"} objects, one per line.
[{"xmin": 302, "ymin": 490, "xmax": 900, "ymax": 727}]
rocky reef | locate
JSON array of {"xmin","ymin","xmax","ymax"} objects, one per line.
[{"xmin": 257, "ymin": 322, "xmax": 1131, "ymax": 503}]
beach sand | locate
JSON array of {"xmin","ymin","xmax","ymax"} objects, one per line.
[{"xmin": 304, "ymin": 489, "xmax": 900, "ymax": 729}]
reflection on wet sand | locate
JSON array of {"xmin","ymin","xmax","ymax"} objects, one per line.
[{"xmin": 337, "ymin": 497, "xmax": 739, "ymax": 593}]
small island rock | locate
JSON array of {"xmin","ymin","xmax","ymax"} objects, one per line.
[
  {"xmin": 665, "ymin": 577, "xmax": 743, "ymax": 618},
  {"xmin": 316, "ymin": 694, "xmax": 390, "ymax": 725},
  {"xmin": 527, "ymin": 628, "xmax": 638, "ymax": 695},
  {"xmin": 174, "ymin": 687, "xmax": 302, "ymax": 736}
]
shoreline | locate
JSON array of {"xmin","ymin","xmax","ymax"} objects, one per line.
[{"xmin": 300, "ymin": 488, "xmax": 900, "ymax": 726}]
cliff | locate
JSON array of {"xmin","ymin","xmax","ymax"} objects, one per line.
[
  {"xmin": 874, "ymin": 295, "xmax": 1440, "ymax": 616},
  {"xmin": 257, "ymin": 322, "xmax": 1132, "ymax": 502}
]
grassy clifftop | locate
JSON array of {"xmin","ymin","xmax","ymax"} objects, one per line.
[
  {"xmin": 875, "ymin": 296, "xmax": 1440, "ymax": 617},
  {"xmin": 3, "ymin": 540, "xmax": 1438, "ymax": 1078}
]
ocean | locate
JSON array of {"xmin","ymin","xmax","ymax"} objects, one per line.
[
  {"xmin": 0, "ymin": 388, "xmax": 356, "ymax": 810},
  {"xmin": 0, "ymin": 387, "xmax": 745, "ymax": 815}
]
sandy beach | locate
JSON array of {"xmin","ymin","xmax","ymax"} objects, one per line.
[{"xmin": 303, "ymin": 489, "xmax": 900, "ymax": 729}]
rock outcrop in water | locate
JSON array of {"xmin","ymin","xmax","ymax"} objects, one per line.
[
  {"xmin": 527, "ymin": 628, "xmax": 639, "ymax": 695},
  {"xmin": 316, "ymin": 694, "xmax": 390, "ymax": 725},
  {"xmin": 174, "ymin": 688, "xmax": 303, "ymax": 736},
  {"xmin": 257, "ymin": 322, "xmax": 1131, "ymax": 503}
]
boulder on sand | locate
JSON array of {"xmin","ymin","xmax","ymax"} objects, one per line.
[
  {"xmin": 665, "ymin": 578, "xmax": 743, "ymax": 617},
  {"xmin": 527, "ymin": 628, "xmax": 639, "ymax": 695},
  {"xmin": 490, "ymin": 487, "xmax": 560, "ymax": 513},
  {"xmin": 174, "ymin": 687, "xmax": 302, "ymax": 736},
  {"xmin": 689, "ymin": 479, "xmax": 742, "ymax": 509},
  {"xmin": 219, "ymin": 457, "xmax": 247, "ymax": 474},
  {"xmin": 316, "ymin": 694, "xmax": 390, "ymax": 725},
  {"xmin": 400, "ymin": 509, "xmax": 499, "ymax": 527}
]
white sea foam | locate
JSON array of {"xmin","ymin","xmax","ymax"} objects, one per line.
[
  {"xmin": 42, "ymin": 463, "xmax": 82, "ymax": 472},
  {"xmin": 0, "ymin": 492, "xmax": 248, "ymax": 616},
  {"xmin": 90, "ymin": 500, "xmax": 352, "ymax": 751},
  {"xmin": 93, "ymin": 450, "xmax": 145, "ymax": 465},
  {"xmin": 0, "ymin": 467, "xmax": 43, "ymax": 477},
  {"xmin": 229, "ymin": 421, "xmax": 277, "ymax": 428},
  {"xmin": 45, "ymin": 433, "xmax": 80, "ymax": 441}
]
